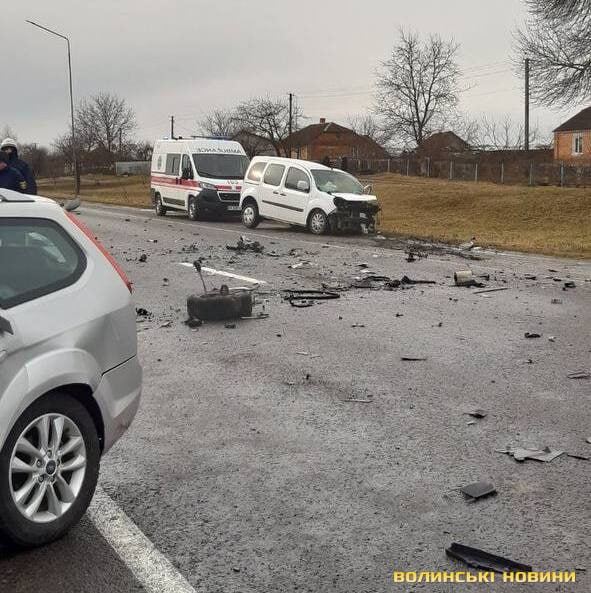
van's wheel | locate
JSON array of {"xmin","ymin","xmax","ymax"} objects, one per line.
[
  {"xmin": 308, "ymin": 209, "xmax": 329, "ymax": 235},
  {"xmin": 0, "ymin": 393, "xmax": 100, "ymax": 548},
  {"xmin": 188, "ymin": 197, "xmax": 200, "ymax": 221},
  {"xmin": 155, "ymin": 194, "xmax": 167, "ymax": 216},
  {"xmin": 242, "ymin": 201, "xmax": 260, "ymax": 229}
]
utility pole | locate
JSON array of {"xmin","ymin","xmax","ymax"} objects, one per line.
[
  {"xmin": 525, "ymin": 58, "xmax": 530, "ymax": 151},
  {"xmin": 27, "ymin": 20, "xmax": 79, "ymax": 196},
  {"xmin": 170, "ymin": 115, "xmax": 175, "ymax": 139},
  {"xmin": 288, "ymin": 93, "xmax": 293, "ymax": 158},
  {"xmin": 119, "ymin": 128, "xmax": 123, "ymax": 154}
]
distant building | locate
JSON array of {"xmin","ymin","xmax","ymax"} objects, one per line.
[
  {"xmin": 115, "ymin": 161, "xmax": 151, "ymax": 175},
  {"xmin": 284, "ymin": 119, "xmax": 390, "ymax": 164},
  {"xmin": 553, "ymin": 106, "xmax": 591, "ymax": 163},
  {"xmin": 231, "ymin": 130, "xmax": 277, "ymax": 158},
  {"xmin": 417, "ymin": 131, "xmax": 471, "ymax": 157}
]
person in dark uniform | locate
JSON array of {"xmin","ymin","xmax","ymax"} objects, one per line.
[
  {"xmin": 0, "ymin": 151, "xmax": 27, "ymax": 192},
  {"xmin": 1, "ymin": 138, "xmax": 37, "ymax": 194}
]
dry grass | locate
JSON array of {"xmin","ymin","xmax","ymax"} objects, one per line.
[
  {"xmin": 37, "ymin": 173, "xmax": 591, "ymax": 259},
  {"xmin": 37, "ymin": 174, "xmax": 151, "ymax": 209},
  {"xmin": 366, "ymin": 173, "xmax": 591, "ymax": 259}
]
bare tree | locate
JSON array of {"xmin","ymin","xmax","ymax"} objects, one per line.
[
  {"xmin": 475, "ymin": 114, "xmax": 540, "ymax": 150},
  {"xmin": 451, "ymin": 115, "xmax": 481, "ymax": 147},
  {"xmin": 515, "ymin": 0, "xmax": 591, "ymax": 106},
  {"xmin": 76, "ymin": 93, "xmax": 136, "ymax": 157},
  {"xmin": 199, "ymin": 109, "xmax": 238, "ymax": 137},
  {"xmin": 346, "ymin": 114, "xmax": 394, "ymax": 149},
  {"xmin": 234, "ymin": 96, "xmax": 300, "ymax": 156},
  {"xmin": 375, "ymin": 29, "xmax": 461, "ymax": 148},
  {"xmin": 0, "ymin": 125, "xmax": 17, "ymax": 140}
]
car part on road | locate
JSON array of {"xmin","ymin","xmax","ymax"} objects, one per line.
[
  {"xmin": 551, "ymin": 298, "xmax": 563, "ymax": 304},
  {"xmin": 567, "ymin": 452, "xmax": 590, "ymax": 461},
  {"xmin": 226, "ymin": 236, "xmax": 264, "ymax": 253},
  {"xmin": 564, "ymin": 281, "xmax": 576, "ymax": 289},
  {"xmin": 401, "ymin": 356, "xmax": 427, "ymax": 361},
  {"xmin": 138, "ymin": 253, "xmax": 147, "ymax": 263},
  {"xmin": 473, "ymin": 287, "xmax": 509, "ymax": 294},
  {"xmin": 446, "ymin": 543, "xmax": 532, "ymax": 573},
  {"xmin": 454, "ymin": 270, "xmax": 485, "ymax": 288},
  {"xmin": 187, "ymin": 285, "xmax": 253, "ymax": 322},
  {"xmin": 466, "ymin": 409, "xmax": 487, "ymax": 419},
  {"xmin": 568, "ymin": 371, "xmax": 590, "ymax": 379},
  {"xmin": 496, "ymin": 446, "xmax": 565, "ymax": 463},
  {"xmin": 524, "ymin": 332, "xmax": 541, "ymax": 339},
  {"xmin": 283, "ymin": 289, "xmax": 341, "ymax": 308},
  {"xmin": 460, "ymin": 482, "xmax": 497, "ymax": 500}
]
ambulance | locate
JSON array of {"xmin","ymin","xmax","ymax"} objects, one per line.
[{"xmin": 150, "ymin": 137, "xmax": 249, "ymax": 220}]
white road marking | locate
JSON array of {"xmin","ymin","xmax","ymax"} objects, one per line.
[
  {"xmin": 88, "ymin": 486, "xmax": 197, "ymax": 593},
  {"xmin": 179, "ymin": 262, "xmax": 266, "ymax": 284}
]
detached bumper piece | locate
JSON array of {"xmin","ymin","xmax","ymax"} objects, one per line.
[{"xmin": 329, "ymin": 198, "xmax": 380, "ymax": 232}]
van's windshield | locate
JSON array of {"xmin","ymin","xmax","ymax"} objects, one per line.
[
  {"xmin": 311, "ymin": 170, "xmax": 364, "ymax": 195},
  {"xmin": 192, "ymin": 154, "xmax": 249, "ymax": 180}
]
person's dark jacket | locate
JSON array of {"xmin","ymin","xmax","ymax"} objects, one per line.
[
  {"xmin": 6, "ymin": 148, "xmax": 37, "ymax": 195},
  {"xmin": 0, "ymin": 165, "xmax": 27, "ymax": 193}
]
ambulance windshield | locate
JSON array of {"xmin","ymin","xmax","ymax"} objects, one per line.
[{"xmin": 192, "ymin": 154, "xmax": 250, "ymax": 180}]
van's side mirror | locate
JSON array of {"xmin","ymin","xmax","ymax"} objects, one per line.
[
  {"xmin": 181, "ymin": 167, "xmax": 192, "ymax": 180},
  {"xmin": 297, "ymin": 180, "xmax": 310, "ymax": 192},
  {"xmin": 363, "ymin": 184, "xmax": 373, "ymax": 195}
]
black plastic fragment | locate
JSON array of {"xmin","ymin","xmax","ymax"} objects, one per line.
[
  {"xmin": 460, "ymin": 482, "xmax": 497, "ymax": 500},
  {"xmin": 446, "ymin": 542, "xmax": 532, "ymax": 573}
]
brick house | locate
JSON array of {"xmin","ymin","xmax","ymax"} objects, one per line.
[
  {"xmin": 284, "ymin": 119, "xmax": 390, "ymax": 163},
  {"xmin": 416, "ymin": 131, "xmax": 471, "ymax": 158},
  {"xmin": 553, "ymin": 106, "xmax": 591, "ymax": 163}
]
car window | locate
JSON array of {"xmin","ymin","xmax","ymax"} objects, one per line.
[
  {"xmin": 0, "ymin": 218, "xmax": 86, "ymax": 309},
  {"xmin": 247, "ymin": 162, "xmax": 267, "ymax": 182},
  {"xmin": 165, "ymin": 153, "xmax": 181, "ymax": 175},
  {"xmin": 263, "ymin": 164, "xmax": 286, "ymax": 187},
  {"xmin": 285, "ymin": 167, "xmax": 311, "ymax": 193}
]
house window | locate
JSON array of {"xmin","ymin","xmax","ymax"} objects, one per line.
[{"xmin": 573, "ymin": 134, "xmax": 583, "ymax": 155}]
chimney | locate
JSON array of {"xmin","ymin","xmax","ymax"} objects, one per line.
[{"xmin": 319, "ymin": 118, "xmax": 326, "ymax": 124}]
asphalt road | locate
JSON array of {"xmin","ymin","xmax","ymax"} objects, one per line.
[{"xmin": 2, "ymin": 203, "xmax": 590, "ymax": 592}]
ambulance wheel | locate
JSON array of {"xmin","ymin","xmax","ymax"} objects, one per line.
[
  {"xmin": 155, "ymin": 194, "xmax": 167, "ymax": 216},
  {"xmin": 188, "ymin": 197, "xmax": 200, "ymax": 221}
]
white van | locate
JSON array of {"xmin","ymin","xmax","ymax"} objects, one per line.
[
  {"xmin": 150, "ymin": 138, "xmax": 249, "ymax": 220},
  {"xmin": 239, "ymin": 157, "xmax": 380, "ymax": 234}
]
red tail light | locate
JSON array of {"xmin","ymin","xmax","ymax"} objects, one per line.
[{"xmin": 66, "ymin": 212, "xmax": 133, "ymax": 292}]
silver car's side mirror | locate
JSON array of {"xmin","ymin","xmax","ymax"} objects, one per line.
[
  {"xmin": 363, "ymin": 184, "xmax": 373, "ymax": 195},
  {"xmin": 297, "ymin": 180, "xmax": 310, "ymax": 192},
  {"xmin": 63, "ymin": 197, "xmax": 81, "ymax": 212}
]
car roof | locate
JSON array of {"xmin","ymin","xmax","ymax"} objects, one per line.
[
  {"xmin": 0, "ymin": 192, "xmax": 67, "ymax": 217},
  {"xmin": 251, "ymin": 156, "xmax": 331, "ymax": 171},
  {"xmin": 0, "ymin": 190, "xmax": 37, "ymax": 203}
]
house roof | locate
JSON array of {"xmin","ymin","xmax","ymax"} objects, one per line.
[
  {"xmin": 285, "ymin": 122, "xmax": 353, "ymax": 148},
  {"xmin": 419, "ymin": 131, "xmax": 471, "ymax": 152},
  {"xmin": 554, "ymin": 106, "xmax": 591, "ymax": 132}
]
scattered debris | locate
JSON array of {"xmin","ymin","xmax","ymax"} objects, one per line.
[
  {"xmin": 564, "ymin": 281, "xmax": 576, "ymax": 289},
  {"xmin": 159, "ymin": 321, "xmax": 172, "ymax": 328},
  {"xmin": 568, "ymin": 371, "xmax": 590, "ymax": 379},
  {"xmin": 524, "ymin": 274, "xmax": 537, "ymax": 280},
  {"xmin": 466, "ymin": 409, "xmax": 487, "ymax": 419},
  {"xmin": 497, "ymin": 445, "xmax": 564, "ymax": 463},
  {"xmin": 344, "ymin": 398, "xmax": 373, "ymax": 404},
  {"xmin": 567, "ymin": 453, "xmax": 590, "ymax": 461},
  {"xmin": 224, "ymin": 322, "xmax": 236, "ymax": 329},
  {"xmin": 283, "ymin": 289, "xmax": 340, "ymax": 308},
  {"xmin": 446, "ymin": 542, "xmax": 532, "ymax": 573},
  {"xmin": 524, "ymin": 332, "xmax": 541, "ymax": 339},
  {"xmin": 136, "ymin": 307, "xmax": 151, "ymax": 317},
  {"xmin": 138, "ymin": 253, "xmax": 147, "ymax": 263},
  {"xmin": 587, "ymin": 438, "xmax": 591, "ymax": 445},
  {"xmin": 401, "ymin": 356, "xmax": 427, "ymax": 362},
  {"xmin": 460, "ymin": 482, "xmax": 497, "ymax": 501},
  {"xmin": 148, "ymin": 239, "xmax": 158, "ymax": 243},
  {"xmin": 296, "ymin": 351, "xmax": 309, "ymax": 356},
  {"xmin": 548, "ymin": 336, "xmax": 556, "ymax": 342},
  {"xmin": 473, "ymin": 287, "xmax": 509, "ymax": 295},
  {"xmin": 226, "ymin": 236, "xmax": 264, "ymax": 253},
  {"xmin": 459, "ymin": 237, "xmax": 477, "ymax": 251},
  {"xmin": 184, "ymin": 318, "xmax": 202, "ymax": 329},
  {"xmin": 551, "ymin": 298, "xmax": 563, "ymax": 304},
  {"xmin": 405, "ymin": 250, "xmax": 427, "ymax": 263},
  {"xmin": 351, "ymin": 323, "xmax": 366, "ymax": 328},
  {"xmin": 454, "ymin": 270, "xmax": 485, "ymax": 288}
]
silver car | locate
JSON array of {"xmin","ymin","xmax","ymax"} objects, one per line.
[{"xmin": 0, "ymin": 190, "xmax": 141, "ymax": 547}]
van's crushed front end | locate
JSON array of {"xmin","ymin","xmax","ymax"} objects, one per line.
[{"xmin": 329, "ymin": 194, "xmax": 381, "ymax": 233}]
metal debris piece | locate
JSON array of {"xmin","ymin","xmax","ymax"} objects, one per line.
[
  {"xmin": 548, "ymin": 336, "xmax": 556, "ymax": 342},
  {"xmin": 401, "ymin": 356, "xmax": 427, "ymax": 361},
  {"xmin": 568, "ymin": 371, "xmax": 590, "ymax": 379},
  {"xmin": 138, "ymin": 253, "xmax": 147, "ymax": 263},
  {"xmin": 351, "ymin": 323, "xmax": 366, "ymax": 328},
  {"xmin": 224, "ymin": 322, "xmax": 236, "ymax": 329},
  {"xmin": 567, "ymin": 453, "xmax": 590, "ymax": 461},
  {"xmin": 551, "ymin": 298, "xmax": 563, "ymax": 304},
  {"xmin": 446, "ymin": 542, "xmax": 532, "ymax": 573},
  {"xmin": 283, "ymin": 289, "xmax": 340, "ymax": 308},
  {"xmin": 564, "ymin": 281, "xmax": 576, "ymax": 289},
  {"xmin": 187, "ymin": 284, "xmax": 253, "ymax": 321},
  {"xmin": 587, "ymin": 438, "xmax": 591, "ymax": 444},
  {"xmin": 226, "ymin": 236, "xmax": 264, "ymax": 253},
  {"xmin": 460, "ymin": 482, "xmax": 497, "ymax": 500},
  {"xmin": 454, "ymin": 270, "xmax": 485, "ymax": 288},
  {"xmin": 400, "ymin": 275, "xmax": 436, "ymax": 285},
  {"xmin": 160, "ymin": 321, "xmax": 172, "ymax": 328},
  {"xmin": 184, "ymin": 318, "xmax": 202, "ymax": 329},
  {"xmin": 135, "ymin": 307, "xmax": 151, "ymax": 317},
  {"xmin": 524, "ymin": 274, "xmax": 537, "ymax": 280},
  {"xmin": 524, "ymin": 332, "xmax": 541, "ymax": 339},
  {"xmin": 466, "ymin": 409, "xmax": 487, "ymax": 419},
  {"xmin": 473, "ymin": 287, "xmax": 509, "ymax": 295},
  {"xmin": 498, "ymin": 446, "xmax": 564, "ymax": 463}
]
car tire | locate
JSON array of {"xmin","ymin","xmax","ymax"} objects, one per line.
[
  {"xmin": 0, "ymin": 392, "xmax": 100, "ymax": 548},
  {"xmin": 241, "ymin": 201, "xmax": 260, "ymax": 229},
  {"xmin": 308, "ymin": 209, "xmax": 329, "ymax": 235},
  {"xmin": 155, "ymin": 194, "xmax": 167, "ymax": 216},
  {"xmin": 188, "ymin": 197, "xmax": 200, "ymax": 221}
]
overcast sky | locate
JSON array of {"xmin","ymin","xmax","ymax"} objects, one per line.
[{"xmin": 2, "ymin": 0, "xmax": 579, "ymax": 147}]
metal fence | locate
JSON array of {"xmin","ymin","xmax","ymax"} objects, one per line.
[{"xmin": 341, "ymin": 156, "xmax": 591, "ymax": 187}]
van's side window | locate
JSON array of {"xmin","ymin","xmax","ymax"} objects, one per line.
[
  {"xmin": 285, "ymin": 167, "xmax": 310, "ymax": 193},
  {"xmin": 181, "ymin": 154, "xmax": 193, "ymax": 178},
  {"xmin": 247, "ymin": 162, "xmax": 266, "ymax": 182},
  {"xmin": 263, "ymin": 164, "xmax": 285, "ymax": 187},
  {"xmin": 165, "ymin": 154, "xmax": 181, "ymax": 176}
]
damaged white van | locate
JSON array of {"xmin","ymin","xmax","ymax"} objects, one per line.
[
  {"xmin": 239, "ymin": 157, "xmax": 380, "ymax": 234},
  {"xmin": 150, "ymin": 138, "xmax": 249, "ymax": 219}
]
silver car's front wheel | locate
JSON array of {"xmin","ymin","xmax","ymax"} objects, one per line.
[
  {"xmin": 10, "ymin": 414, "xmax": 87, "ymax": 524},
  {"xmin": 0, "ymin": 392, "xmax": 100, "ymax": 547}
]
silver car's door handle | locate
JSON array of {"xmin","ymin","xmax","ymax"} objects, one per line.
[{"xmin": 0, "ymin": 315, "xmax": 13, "ymax": 335}]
